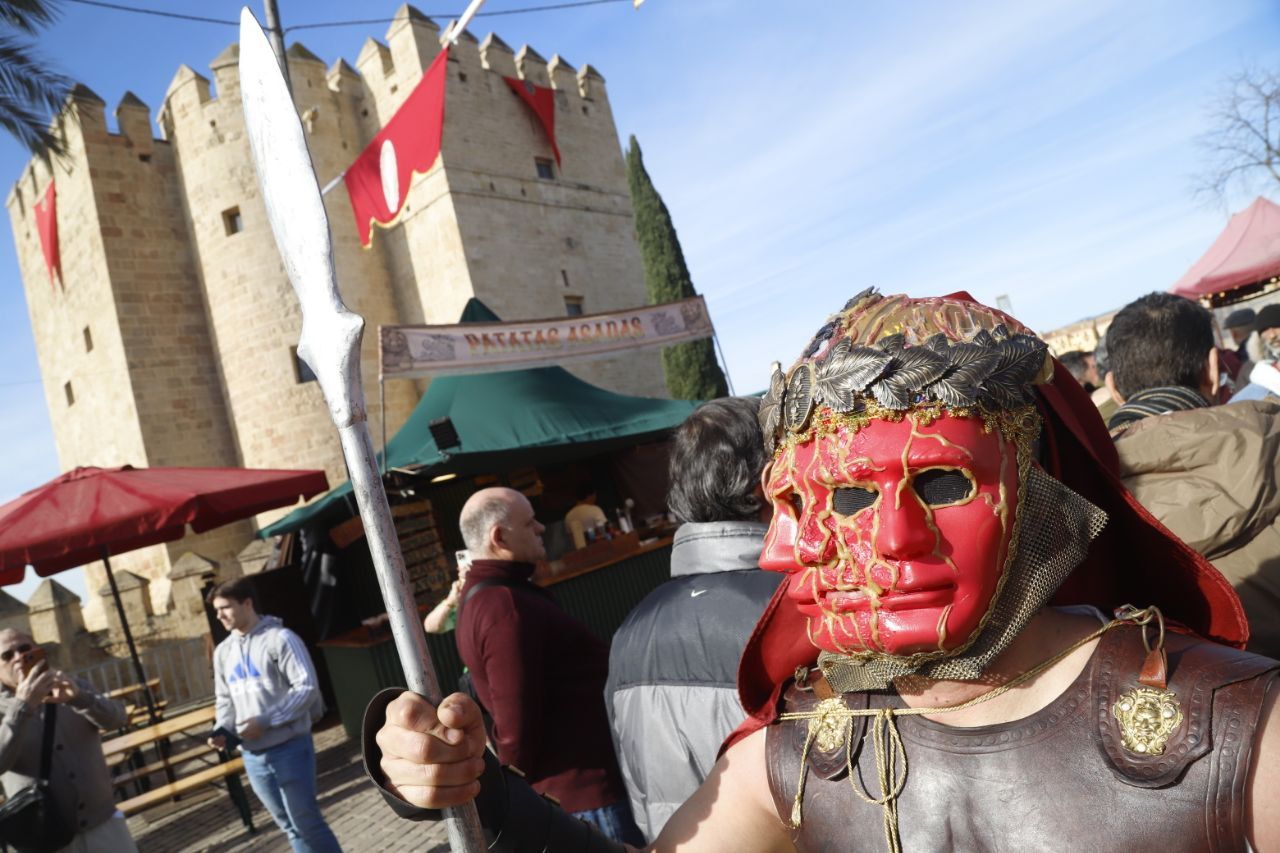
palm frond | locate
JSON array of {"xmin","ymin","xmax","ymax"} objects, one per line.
[
  {"xmin": 0, "ymin": 0, "xmax": 60, "ymax": 36},
  {"xmin": 0, "ymin": 35, "xmax": 70, "ymax": 154}
]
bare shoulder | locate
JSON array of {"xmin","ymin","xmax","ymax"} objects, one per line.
[
  {"xmin": 648, "ymin": 727, "xmax": 794, "ymax": 853},
  {"xmin": 1247, "ymin": 675, "xmax": 1280, "ymax": 852}
]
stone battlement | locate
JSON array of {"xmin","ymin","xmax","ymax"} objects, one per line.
[{"xmin": 5, "ymin": 2, "xmax": 665, "ymax": 637}]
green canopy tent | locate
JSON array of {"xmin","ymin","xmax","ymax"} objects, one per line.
[{"xmin": 261, "ymin": 299, "xmax": 700, "ymax": 538}]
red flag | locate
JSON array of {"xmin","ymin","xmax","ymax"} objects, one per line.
[
  {"xmin": 33, "ymin": 181, "xmax": 60, "ymax": 289},
  {"xmin": 344, "ymin": 48, "xmax": 449, "ymax": 248},
  {"xmin": 503, "ymin": 77, "xmax": 560, "ymax": 167}
]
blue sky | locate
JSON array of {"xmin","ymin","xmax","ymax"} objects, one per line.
[{"xmin": 2, "ymin": 0, "xmax": 1278, "ymax": 603}]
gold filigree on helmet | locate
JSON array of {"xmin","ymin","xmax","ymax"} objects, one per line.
[
  {"xmin": 758, "ymin": 289, "xmax": 1055, "ymax": 454},
  {"xmin": 760, "ymin": 289, "xmax": 1105, "ymax": 692}
]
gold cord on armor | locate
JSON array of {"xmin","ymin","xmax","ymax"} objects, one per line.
[{"xmin": 778, "ymin": 605, "xmax": 1173, "ymax": 853}]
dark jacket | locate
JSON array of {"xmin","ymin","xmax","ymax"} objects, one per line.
[
  {"xmin": 456, "ymin": 558, "xmax": 625, "ymax": 813},
  {"xmin": 1114, "ymin": 399, "xmax": 1280, "ymax": 658},
  {"xmin": 604, "ymin": 521, "xmax": 781, "ymax": 840}
]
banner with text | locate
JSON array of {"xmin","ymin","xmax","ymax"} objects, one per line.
[{"xmin": 379, "ymin": 297, "xmax": 714, "ymax": 378}]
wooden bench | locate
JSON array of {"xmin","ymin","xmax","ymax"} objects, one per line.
[
  {"xmin": 124, "ymin": 699, "xmax": 169, "ymax": 727},
  {"xmin": 111, "ymin": 743, "xmax": 215, "ymax": 789},
  {"xmin": 102, "ymin": 706, "xmax": 217, "ymax": 761},
  {"xmin": 106, "ymin": 677, "xmax": 160, "ymax": 702},
  {"xmin": 102, "ymin": 705, "xmax": 254, "ymax": 833},
  {"xmin": 117, "ymin": 757, "xmax": 248, "ymax": 817}
]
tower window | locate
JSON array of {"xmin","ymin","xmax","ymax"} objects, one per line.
[
  {"xmin": 535, "ymin": 158, "xmax": 555, "ymax": 180},
  {"xmin": 561, "ymin": 270, "xmax": 571, "ymax": 287},
  {"xmin": 292, "ymin": 347, "xmax": 317, "ymax": 384},
  {"xmin": 64, "ymin": 381, "xmax": 74, "ymax": 406},
  {"xmin": 222, "ymin": 207, "xmax": 243, "ymax": 236},
  {"xmin": 564, "ymin": 295, "xmax": 584, "ymax": 316},
  {"xmin": 83, "ymin": 326, "xmax": 93, "ymax": 352}
]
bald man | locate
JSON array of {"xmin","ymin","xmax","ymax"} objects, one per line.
[
  {"xmin": 0, "ymin": 629, "xmax": 135, "ymax": 852},
  {"xmin": 444, "ymin": 488, "xmax": 642, "ymax": 845}
]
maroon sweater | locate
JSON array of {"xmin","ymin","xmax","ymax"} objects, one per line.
[{"xmin": 455, "ymin": 559, "xmax": 626, "ymax": 813}]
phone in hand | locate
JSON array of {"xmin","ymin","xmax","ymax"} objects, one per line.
[
  {"xmin": 16, "ymin": 646, "xmax": 45, "ymax": 679},
  {"xmin": 210, "ymin": 726, "xmax": 241, "ymax": 751}
]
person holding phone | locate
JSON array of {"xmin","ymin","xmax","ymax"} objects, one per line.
[{"xmin": 0, "ymin": 628, "xmax": 135, "ymax": 852}]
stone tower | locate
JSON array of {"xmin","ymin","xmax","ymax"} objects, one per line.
[
  {"xmin": 0, "ymin": 591, "xmax": 31, "ymax": 637},
  {"xmin": 5, "ymin": 84, "xmax": 255, "ymax": 628},
  {"xmin": 27, "ymin": 578, "xmax": 85, "ymax": 668},
  {"xmin": 6, "ymin": 4, "xmax": 667, "ymax": 631}
]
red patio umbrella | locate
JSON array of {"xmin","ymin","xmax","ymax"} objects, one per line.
[{"xmin": 0, "ymin": 465, "xmax": 329, "ymax": 721}]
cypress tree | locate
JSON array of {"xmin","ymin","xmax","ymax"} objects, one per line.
[{"xmin": 625, "ymin": 135, "xmax": 728, "ymax": 400}]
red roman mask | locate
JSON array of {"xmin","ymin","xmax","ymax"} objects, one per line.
[
  {"xmin": 754, "ymin": 289, "xmax": 1056, "ymax": 670},
  {"xmin": 761, "ymin": 410, "xmax": 1021, "ymax": 658}
]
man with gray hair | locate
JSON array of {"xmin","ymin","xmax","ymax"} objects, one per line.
[{"xmin": 449, "ymin": 487, "xmax": 642, "ymax": 845}]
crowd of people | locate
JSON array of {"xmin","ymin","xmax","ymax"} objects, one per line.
[{"xmin": 3, "ymin": 287, "xmax": 1279, "ymax": 852}]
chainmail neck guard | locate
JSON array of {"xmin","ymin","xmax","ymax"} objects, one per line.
[{"xmin": 817, "ymin": 465, "xmax": 1108, "ymax": 693}]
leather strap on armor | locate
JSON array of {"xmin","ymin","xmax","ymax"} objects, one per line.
[
  {"xmin": 1092, "ymin": 623, "xmax": 1277, "ymax": 788},
  {"xmin": 765, "ymin": 623, "xmax": 1279, "ymax": 852}
]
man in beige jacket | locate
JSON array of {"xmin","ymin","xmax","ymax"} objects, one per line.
[
  {"xmin": 1107, "ymin": 292, "xmax": 1280, "ymax": 658},
  {"xmin": 0, "ymin": 629, "xmax": 135, "ymax": 852}
]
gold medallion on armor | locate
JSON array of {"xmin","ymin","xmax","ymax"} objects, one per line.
[
  {"xmin": 1111, "ymin": 686, "xmax": 1183, "ymax": 755},
  {"xmin": 808, "ymin": 697, "xmax": 850, "ymax": 753}
]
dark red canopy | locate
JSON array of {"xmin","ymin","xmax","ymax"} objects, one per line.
[
  {"xmin": 1170, "ymin": 196, "xmax": 1280, "ymax": 300},
  {"xmin": 0, "ymin": 465, "xmax": 329, "ymax": 583}
]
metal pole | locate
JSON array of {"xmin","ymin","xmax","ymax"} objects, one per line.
[
  {"xmin": 101, "ymin": 546, "xmax": 159, "ymax": 725},
  {"xmin": 263, "ymin": 0, "xmax": 292, "ymax": 94},
  {"xmin": 380, "ymin": 377, "xmax": 388, "ymax": 477}
]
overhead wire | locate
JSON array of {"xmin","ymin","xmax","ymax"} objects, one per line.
[
  {"xmin": 60, "ymin": 0, "xmax": 237, "ymax": 26},
  {"xmin": 289, "ymin": 0, "xmax": 629, "ymax": 31},
  {"xmin": 59, "ymin": 0, "xmax": 633, "ymax": 32}
]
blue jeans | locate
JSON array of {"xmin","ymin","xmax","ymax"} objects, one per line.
[
  {"xmin": 241, "ymin": 735, "xmax": 342, "ymax": 853},
  {"xmin": 573, "ymin": 801, "xmax": 646, "ymax": 847}
]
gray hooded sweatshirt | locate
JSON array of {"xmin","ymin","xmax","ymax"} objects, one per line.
[{"xmin": 212, "ymin": 615, "xmax": 322, "ymax": 752}]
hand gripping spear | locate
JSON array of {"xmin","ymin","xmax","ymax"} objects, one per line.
[{"xmin": 237, "ymin": 9, "xmax": 486, "ymax": 851}]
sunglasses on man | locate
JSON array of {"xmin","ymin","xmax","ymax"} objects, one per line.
[{"xmin": 0, "ymin": 643, "xmax": 33, "ymax": 663}]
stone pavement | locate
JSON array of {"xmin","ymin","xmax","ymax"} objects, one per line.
[{"xmin": 126, "ymin": 720, "xmax": 451, "ymax": 852}]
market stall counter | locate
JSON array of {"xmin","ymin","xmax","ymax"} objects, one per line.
[{"xmin": 318, "ymin": 535, "xmax": 674, "ymax": 738}]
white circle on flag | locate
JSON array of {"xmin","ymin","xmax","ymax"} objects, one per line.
[{"xmin": 380, "ymin": 140, "xmax": 400, "ymax": 212}]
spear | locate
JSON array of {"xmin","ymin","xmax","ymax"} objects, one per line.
[{"xmin": 237, "ymin": 9, "xmax": 486, "ymax": 850}]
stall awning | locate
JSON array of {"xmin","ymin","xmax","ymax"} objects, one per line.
[
  {"xmin": 261, "ymin": 300, "xmax": 699, "ymax": 538},
  {"xmin": 1171, "ymin": 197, "xmax": 1280, "ymax": 300}
]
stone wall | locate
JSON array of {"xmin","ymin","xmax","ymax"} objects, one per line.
[{"xmin": 7, "ymin": 3, "xmax": 674, "ymax": 642}]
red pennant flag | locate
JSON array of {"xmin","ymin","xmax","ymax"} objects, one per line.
[
  {"xmin": 503, "ymin": 77, "xmax": 560, "ymax": 167},
  {"xmin": 33, "ymin": 181, "xmax": 60, "ymax": 290},
  {"xmin": 344, "ymin": 48, "xmax": 449, "ymax": 248}
]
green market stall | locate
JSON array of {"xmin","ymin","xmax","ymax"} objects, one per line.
[
  {"xmin": 262, "ymin": 298, "xmax": 699, "ymax": 538},
  {"xmin": 264, "ymin": 300, "xmax": 701, "ymax": 736}
]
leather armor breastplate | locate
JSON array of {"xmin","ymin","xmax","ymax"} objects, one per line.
[{"xmin": 766, "ymin": 625, "xmax": 1278, "ymax": 852}]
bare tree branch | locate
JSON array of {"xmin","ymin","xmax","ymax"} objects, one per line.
[{"xmin": 1194, "ymin": 66, "xmax": 1280, "ymax": 209}]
